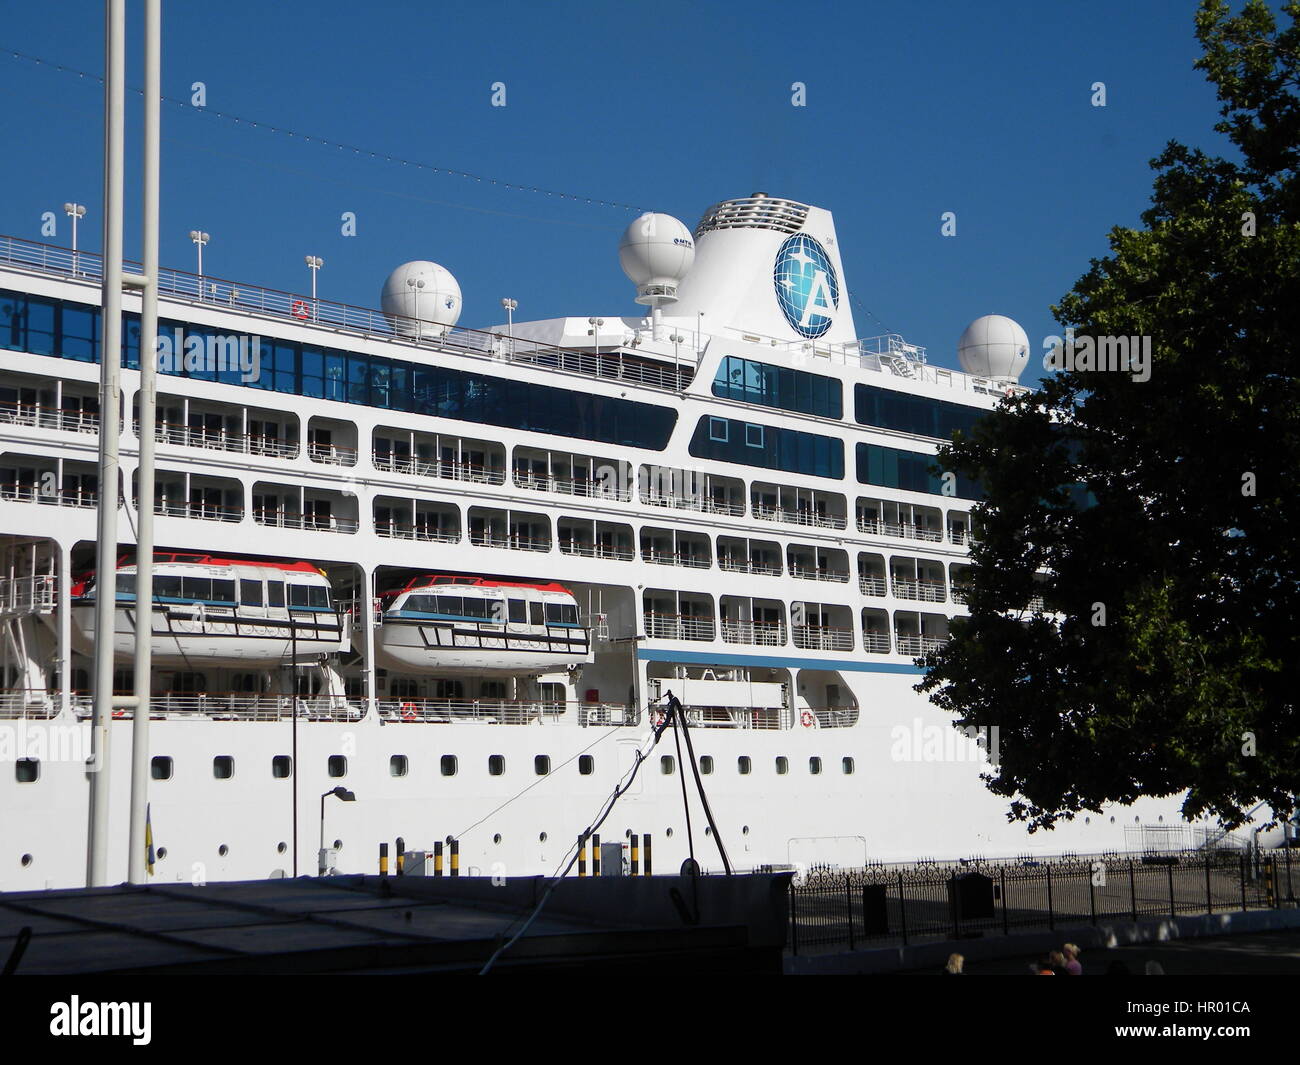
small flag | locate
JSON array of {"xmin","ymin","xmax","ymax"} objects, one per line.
[{"xmin": 145, "ymin": 802, "xmax": 155, "ymax": 875}]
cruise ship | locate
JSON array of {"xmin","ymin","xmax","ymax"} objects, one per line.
[{"xmin": 0, "ymin": 193, "xmax": 1211, "ymax": 890}]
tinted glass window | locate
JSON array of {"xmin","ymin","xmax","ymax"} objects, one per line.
[{"xmin": 689, "ymin": 417, "xmax": 843, "ymax": 479}]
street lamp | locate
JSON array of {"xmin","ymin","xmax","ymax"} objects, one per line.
[
  {"xmin": 407, "ymin": 276, "xmax": 425, "ymax": 339},
  {"xmin": 305, "ymin": 255, "xmax": 323, "ymax": 312},
  {"xmin": 189, "ymin": 230, "xmax": 209, "ymax": 282},
  {"xmin": 502, "ymin": 298, "xmax": 517, "ymax": 354},
  {"xmin": 318, "ymin": 785, "xmax": 356, "ymax": 875},
  {"xmin": 587, "ymin": 316, "xmax": 604, "ymax": 356},
  {"xmin": 63, "ymin": 203, "xmax": 86, "ymax": 275}
]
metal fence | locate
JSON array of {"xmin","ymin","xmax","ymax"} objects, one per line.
[{"xmin": 788, "ymin": 848, "xmax": 1299, "ymax": 954}]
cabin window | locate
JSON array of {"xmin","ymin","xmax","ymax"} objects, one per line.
[
  {"xmin": 776, "ymin": 756, "xmax": 789, "ymax": 775},
  {"xmin": 151, "ymin": 756, "xmax": 173, "ymax": 781},
  {"xmin": 529, "ymin": 602, "xmax": 544, "ymax": 626},
  {"xmin": 508, "ymin": 599, "xmax": 526, "ymax": 623},
  {"xmin": 154, "ymin": 575, "xmax": 182, "ymax": 598},
  {"xmin": 181, "ymin": 576, "xmax": 211, "ymax": 600},
  {"xmin": 578, "ymin": 755, "xmax": 594, "ymax": 775},
  {"xmin": 116, "ymin": 573, "xmax": 135, "ymax": 595},
  {"xmin": 441, "ymin": 755, "xmax": 457, "ymax": 777},
  {"xmin": 240, "ymin": 580, "xmax": 263, "ymax": 606},
  {"xmin": 700, "ymin": 755, "xmax": 713, "ymax": 775},
  {"xmin": 745, "ymin": 423, "xmax": 764, "ymax": 449},
  {"xmin": 211, "ymin": 579, "xmax": 236, "ymax": 603},
  {"xmin": 390, "ymin": 755, "xmax": 408, "ymax": 778},
  {"xmin": 544, "ymin": 603, "xmax": 578, "ymax": 626},
  {"xmin": 213, "ymin": 755, "xmax": 234, "ymax": 779},
  {"xmin": 488, "ymin": 755, "xmax": 505, "ymax": 776},
  {"xmin": 15, "ymin": 758, "xmax": 38, "ymax": 783},
  {"xmin": 267, "ymin": 580, "xmax": 285, "ymax": 607},
  {"xmin": 738, "ymin": 756, "xmax": 752, "ymax": 775},
  {"xmin": 534, "ymin": 755, "xmax": 551, "ymax": 776},
  {"xmin": 842, "ymin": 756, "xmax": 855, "ymax": 775},
  {"xmin": 327, "ymin": 755, "xmax": 347, "ymax": 778},
  {"xmin": 809, "ymin": 756, "xmax": 823, "ymax": 775},
  {"xmin": 709, "ymin": 417, "xmax": 729, "ymax": 442},
  {"xmin": 660, "ymin": 755, "xmax": 675, "ymax": 775},
  {"xmin": 272, "ymin": 755, "xmax": 292, "ymax": 778}
]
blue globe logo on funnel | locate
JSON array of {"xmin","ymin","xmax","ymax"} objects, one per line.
[{"xmin": 773, "ymin": 233, "xmax": 839, "ymax": 339}]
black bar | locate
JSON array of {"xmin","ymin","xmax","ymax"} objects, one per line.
[
  {"xmin": 1046, "ymin": 865, "xmax": 1054, "ymax": 931},
  {"xmin": 1167, "ymin": 862, "xmax": 1176, "ymax": 917},
  {"xmin": 643, "ymin": 833, "xmax": 652, "ymax": 876},
  {"xmin": 898, "ymin": 872, "xmax": 908, "ymax": 946},
  {"xmin": 1205, "ymin": 852, "xmax": 1212, "ymax": 915},
  {"xmin": 1129, "ymin": 859, "xmax": 1137, "ymax": 922},
  {"xmin": 592, "ymin": 833, "xmax": 601, "ymax": 876}
]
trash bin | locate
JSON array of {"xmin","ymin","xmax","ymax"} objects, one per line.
[
  {"xmin": 948, "ymin": 872, "xmax": 995, "ymax": 921},
  {"xmin": 862, "ymin": 883, "xmax": 889, "ymax": 935}
]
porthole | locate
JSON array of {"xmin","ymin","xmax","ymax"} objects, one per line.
[
  {"xmin": 488, "ymin": 754, "xmax": 505, "ymax": 776},
  {"xmin": 213, "ymin": 755, "xmax": 234, "ymax": 779},
  {"xmin": 661, "ymin": 755, "xmax": 675, "ymax": 775},
  {"xmin": 156, "ymin": 847, "xmax": 168, "ymax": 861},
  {"xmin": 493, "ymin": 833, "xmax": 502, "ymax": 845},
  {"xmin": 277, "ymin": 842, "xmax": 287, "ymax": 854},
  {"xmin": 272, "ymin": 755, "xmax": 292, "ymax": 779},
  {"xmin": 841, "ymin": 756, "xmax": 854, "ymax": 775},
  {"xmin": 666, "ymin": 828, "xmax": 674, "ymax": 838},
  {"xmin": 742, "ymin": 825, "xmax": 750, "ymax": 836},
  {"xmin": 738, "ymin": 756, "xmax": 751, "ymax": 775},
  {"xmin": 775, "ymin": 756, "xmax": 788, "ymax": 775},
  {"xmin": 151, "ymin": 756, "xmax": 173, "ymax": 781},
  {"xmin": 20, "ymin": 853, "xmax": 33, "ymax": 867},
  {"xmin": 699, "ymin": 755, "xmax": 713, "ymax": 775},
  {"xmin": 441, "ymin": 754, "xmax": 457, "ymax": 777},
  {"xmin": 578, "ymin": 755, "xmax": 594, "ymax": 775},
  {"xmin": 534, "ymin": 755, "xmax": 551, "ymax": 775},
  {"xmin": 333, "ymin": 839, "xmax": 343, "ymax": 851},
  {"xmin": 218, "ymin": 844, "xmax": 229, "ymax": 857},
  {"xmin": 705, "ymin": 827, "xmax": 713, "ymax": 836},
  {"xmin": 15, "ymin": 758, "xmax": 38, "ymax": 783},
  {"xmin": 539, "ymin": 832, "xmax": 548, "ymax": 843},
  {"xmin": 328, "ymin": 754, "xmax": 347, "ymax": 778},
  {"xmin": 390, "ymin": 755, "xmax": 408, "ymax": 778}
]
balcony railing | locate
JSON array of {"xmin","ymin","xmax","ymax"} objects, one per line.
[
  {"xmin": 859, "ymin": 575, "xmax": 887, "ymax": 596},
  {"xmin": 791, "ymin": 625, "xmax": 855, "ymax": 651},
  {"xmin": 720, "ymin": 619, "xmax": 786, "ymax": 646},
  {"xmin": 1, "ymin": 483, "xmax": 97, "ymax": 508},
  {"xmin": 152, "ymin": 422, "xmax": 299, "ymax": 459},
  {"xmin": 644, "ymin": 612, "xmax": 715, "ymax": 641},
  {"xmin": 891, "ymin": 577, "xmax": 948, "ymax": 603},
  {"xmin": 672, "ymin": 704, "xmax": 791, "ymax": 731},
  {"xmin": 641, "ymin": 492, "xmax": 745, "ymax": 518},
  {"xmin": 71, "ymin": 692, "xmax": 363, "ymax": 721},
  {"xmin": 857, "ymin": 517, "xmax": 944, "ymax": 542},
  {"xmin": 0, "ymin": 575, "xmax": 57, "ymax": 614},
  {"xmin": 861, "ymin": 631, "xmax": 891, "ymax": 654},
  {"xmin": 1, "ymin": 402, "xmax": 99, "ymax": 435},
  {"xmin": 0, "ymin": 688, "xmax": 59, "ymax": 719},
  {"xmin": 789, "ymin": 565, "xmax": 850, "ymax": 584},
  {"xmin": 718, "ymin": 557, "xmax": 782, "ymax": 576},
  {"xmin": 373, "ymin": 452, "xmax": 506, "ymax": 485},
  {"xmin": 753, "ymin": 504, "xmax": 847, "ymax": 530},
  {"xmin": 375, "ymin": 520, "xmax": 459, "ymax": 543},
  {"xmin": 558, "ymin": 540, "xmax": 635, "ymax": 561},
  {"xmin": 469, "ymin": 533, "xmax": 551, "ymax": 553},
  {"xmin": 308, "ymin": 442, "xmax": 358, "ymax": 466},
  {"xmin": 154, "ymin": 500, "xmax": 244, "ymax": 523},
  {"xmin": 514, "ymin": 470, "xmax": 631, "ymax": 501},
  {"xmin": 897, "ymin": 634, "xmax": 950, "ymax": 656},
  {"xmin": 378, "ymin": 697, "xmax": 635, "ymax": 726},
  {"xmin": 254, "ymin": 509, "xmax": 359, "ymax": 533},
  {"xmin": 642, "ymin": 549, "xmax": 711, "ymax": 569}
]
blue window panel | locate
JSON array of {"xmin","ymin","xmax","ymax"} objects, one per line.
[
  {"xmin": 855, "ymin": 442, "xmax": 984, "ymax": 500},
  {"xmin": 745, "ymin": 423, "xmax": 764, "ymax": 448},
  {"xmin": 26, "ymin": 296, "xmax": 56, "ymax": 356},
  {"xmin": 711, "ymin": 355, "xmax": 842, "ymax": 419},
  {"xmin": 689, "ymin": 416, "xmax": 842, "ymax": 478},
  {"xmin": 709, "ymin": 417, "xmax": 728, "ymax": 442},
  {"xmin": 60, "ymin": 305, "xmax": 98, "ymax": 362},
  {"xmin": 854, "ymin": 383, "xmax": 986, "ymax": 440}
]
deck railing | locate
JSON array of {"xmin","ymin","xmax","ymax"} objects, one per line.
[
  {"xmin": 644, "ymin": 612, "xmax": 715, "ymax": 641},
  {"xmin": 0, "ymin": 401, "xmax": 100, "ymax": 435},
  {"xmin": 791, "ymin": 625, "xmax": 855, "ymax": 651}
]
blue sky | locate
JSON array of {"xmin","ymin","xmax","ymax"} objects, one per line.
[{"xmin": 0, "ymin": 0, "xmax": 1240, "ymax": 382}]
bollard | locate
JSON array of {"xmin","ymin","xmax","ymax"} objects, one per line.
[
  {"xmin": 630, "ymin": 834, "xmax": 640, "ymax": 876},
  {"xmin": 450, "ymin": 838, "xmax": 459, "ymax": 878},
  {"xmin": 578, "ymin": 833, "xmax": 587, "ymax": 877},
  {"xmin": 592, "ymin": 833, "xmax": 601, "ymax": 876},
  {"xmin": 433, "ymin": 840, "xmax": 444, "ymax": 877},
  {"xmin": 396, "ymin": 836, "xmax": 405, "ymax": 877},
  {"xmin": 379, "ymin": 842, "xmax": 389, "ymax": 877},
  {"xmin": 643, "ymin": 833, "xmax": 652, "ymax": 876}
]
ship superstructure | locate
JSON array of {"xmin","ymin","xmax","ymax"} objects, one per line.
[{"xmin": 0, "ymin": 195, "xmax": 1212, "ymax": 889}]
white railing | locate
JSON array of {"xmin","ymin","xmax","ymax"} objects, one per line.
[
  {"xmin": 858, "ymin": 575, "xmax": 887, "ymax": 596},
  {"xmin": 642, "ymin": 550, "xmax": 711, "ymax": 569},
  {"xmin": 253, "ymin": 510, "xmax": 360, "ymax": 533},
  {"xmin": 0, "ymin": 483, "xmax": 98, "ymax": 508},
  {"xmin": 896, "ymin": 634, "xmax": 949, "ymax": 656},
  {"xmin": 891, "ymin": 577, "xmax": 947, "ymax": 603},
  {"xmin": 152, "ymin": 422, "xmax": 299, "ymax": 459},
  {"xmin": 514, "ymin": 471, "xmax": 630, "ymax": 501},
  {"xmin": 307, "ymin": 442, "xmax": 358, "ymax": 466},
  {"xmin": 950, "ymin": 586, "xmax": 970, "ymax": 604},
  {"xmin": 791, "ymin": 625, "xmax": 854, "ymax": 651},
  {"xmin": 0, "ymin": 574, "xmax": 57, "ymax": 614},
  {"xmin": 469, "ymin": 534, "xmax": 551, "ymax": 553},
  {"xmin": 789, "ymin": 566, "xmax": 850, "ymax": 584},
  {"xmin": 720, "ymin": 619, "xmax": 786, "ymax": 646},
  {"xmin": 71, "ymin": 692, "xmax": 363, "ymax": 721},
  {"xmin": 378, "ymin": 697, "xmax": 637, "ymax": 726},
  {"xmin": 154, "ymin": 501, "xmax": 243, "ymax": 523},
  {"xmin": 644, "ymin": 613, "xmax": 715, "ymax": 641},
  {"xmin": 861, "ymin": 631, "xmax": 891, "ymax": 654},
  {"xmin": 375, "ymin": 521, "xmax": 459, "ymax": 543},
  {"xmin": 752, "ymin": 504, "xmax": 847, "ymax": 530},
  {"xmin": 657, "ymin": 704, "xmax": 789, "ymax": 731},
  {"xmin": 641, "ymin": 493, "xmax": 745, "ymax": 518},
  {"xmin": 0, "ymin": 689, "xmax": 59, "ymax": 719},
  {"xmin": 558, "ymin": 541, "xmax": 635, "ymax": 561},
  {"xmin": 373, "ymin": 453, "xmax": 506, "ymax": 485},
  {"xmin": 857, "ymin": 517, "xmax": 944, "ymax": 542},
  {"xmin": 0, "ymin": 402, "xmax": 99, "ymax": 435},
  {"xmin": 809, "ymin": 706, "xmax": 861, "ymax": 728},
  {"xmin": 718, "ymin": 557, "xmax": 782, "ymax": 576}
]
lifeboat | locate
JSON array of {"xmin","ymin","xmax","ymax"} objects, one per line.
[
  {"xmin": 372, "ymin": 575, "xmax": 592, "ymax": 675},
  {"xmin": 70, "ymin": 553, "xmax": 350, "ymax": 665}
]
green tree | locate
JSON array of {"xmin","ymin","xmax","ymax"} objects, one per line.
[{"xmin": 919, "ymin": 0, "xmax": 1300, "ymax": 834}]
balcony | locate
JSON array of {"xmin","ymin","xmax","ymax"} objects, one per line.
[
  {"xmin": 752, "ymin": 503, "xmax": 847, "ymax": 530},
  {"xmin": 718, "ymin": 557, "xmax": 782, "ymax": 576},
  {"xmin": 896, "ymin": 634, "xmax": 949, "ymax": 656},
  {"xmin": 644, "ymin": 613, "xmax": 715, "ymax": 641},
  {"xmin": 0, "ymin": 483, "xmax": 97, "ymax": 509},
  {"xmin": 153, "ymin": 422, "xmax": 299, "ymax": 460},
  {"xmin": 720, "ymin": 618, "xmax": 786, "ymax": 646},
  {"xmin": 377, "ymin": 697, "xmax": 636, "ymax": 726},
  {"xmin": 789, "ymin": 566, "xmax": 850, "ymax": 584},
  {"xmin": 254, "ymin": 508, "xmax": 359, "ymax": 533},
  {"xmin": 373, "ymin": 452, "xmax": 507, "ymax": 485},
  {"xmin": 791, "ymin": 626, "xmax": 854, "ymax": 651},
  {"xmin": 861, "ymin": 630, "xmax": 891, "ymax": 654},
  {"xmin": 891, "ymin": 577, "xmax": 947, "ymax": 603},
  {"xmin": 559, "ymin": 540, "xmax": 635, "ymax": 561},
  {"xmin": 857, "ymin": 517, "xmax": 943, "ymax": 542},
  {"xmin": 376, "ymin": 519, "xmax": 458, "ymax": 543},
  {"xmin": 307, "ymin": 441, "xmax": 358, "ymax": 467},
  {"xmin": 859, "ymin": 575, "xmax": 887, "ymax": 596},
  {"xmin": 1, "ymin": 401, "xmax": 99, "ymax": 435},
  {"xmin": 155, "ymin": 500, "xmax": 243, "ymax": 524},
  {"xmin": 470, "ymin": 532, "xmax": 551, "ymax": 553}
]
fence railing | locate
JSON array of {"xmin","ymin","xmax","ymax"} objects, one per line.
[{"xmin": 788, "ymin": 849, "xmax": 1299, "ymax": 954}]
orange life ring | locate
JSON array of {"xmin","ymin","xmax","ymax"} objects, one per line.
[
  {"xmin": 400, "ymin": 702, "xmax": 418, "ymax": 722},
  {"xmin": 112, "ymin": 709, "xmax": 126, "ymax": 720},
  {"xmin": 291, "ymin": 299, "xmax": 310, "ymax": 320},
  {"xmin": 800, "ymin": 709, "xmax": 815, "ymax": 728}
]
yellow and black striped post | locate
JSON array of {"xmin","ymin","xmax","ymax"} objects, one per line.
[
  {"xmin": 643, "ymin": 833, "xmax": 652, "ymax": 876},
  {"xmin": 433, "ymin": 840, "xmax": 444, "ymax": 877},
  {"xmin": 630, "ymin": 834, "xmax": 640, "ymax": 876},
  {"xmin": 395, "ymin": 836, "xmax": 405, "ymax": 876},
  {"xmin": 578, "ymin": 833, "xmax": 587, "ymax": 877},
  {"xmin": 379, "ymin": 842, "xmax": 389, "ymax": 877},
  {"xmin": 592, "ymin": 833, "xmax": 601, "ymax": 876},
  {"xmin": 450, "ymin": 838, "xmax": 460, "ymax": 877}
]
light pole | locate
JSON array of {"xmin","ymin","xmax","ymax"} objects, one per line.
[
  {"xmin": 587, "ymin": 316, "xmax": 604, "ymax": 357},
  {"xmin": 63, "ymin": 203, "xmax": 86, "ymax": 274},
  {"xmin": 406, "ymin": 276, "xmax": 425, "ymax": 339},
  {"xmin": 319, "ymin": 785, "xmax": 356, "ymax": 875},
  {"xmin": 669, "ymin": 333, "xmax": 685, "ymax": 386},
  {"xmin": 502, "ymin": 298, "xmax": 517, "ymax": 354},
  {"xmin": 189, "ymin": 230, "xmax": 209, "ymax": 284},
  {"xmin": 305, "ymin": 255, "xmax": 323, "ymax": 320}
]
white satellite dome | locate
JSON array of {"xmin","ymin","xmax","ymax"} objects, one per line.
[
  {"xmin": 957, "ymin": 314, "xmax": 1030, "ymax": 383},
  {"xmin": 618, "ymin": 212, "xmax": 695, "ymax": 305},
  {"xmin": 381, "ymin": 261, "xmax": 462, "ymax": 338}
]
